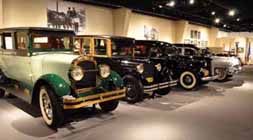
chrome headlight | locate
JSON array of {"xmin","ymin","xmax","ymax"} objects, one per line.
[
  {"xmin": 99, "ymin": 64, "xmax": 111, "ymax": 78},
  {"xmin": 136, "ymin": 64, "xmax": 144, "ymax": 74},
  {"xmin": 70, "ymin": 66, "xmax": 84, "ymax": 81},
  {"xmin": 155, "ymin": 63, "xmax": 162, "ymax": 72}
]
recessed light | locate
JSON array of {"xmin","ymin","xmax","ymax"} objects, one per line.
[
  {"xmin": 189, "ymin": 0, "xmax": 195, "ymax": 5},
  {"xmin": 228, "ymin": 10, "xmax": 235, "ymax": 16},
  {"xmin": 158, "ymin": 5, "xmax": 163, "ymax": 8},
  {"xmin": 223, "ymin": 24, "xmax": 227, "ymax": 28},
  {"xmin": 214, "ymin": 18, "xmax": 220, "ymax": 24},
  {"xmin": 166, "ymin": 1, "xmax": 175, "ymax": 7},
  {"xmin": 236, "ymin": 18, "xmax": 240, "ymax": 21},
  {"xmin": 211, "ymin": 11, "xmax": 216, "ymax": 16}
]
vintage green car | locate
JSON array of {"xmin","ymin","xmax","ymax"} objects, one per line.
[{"xmin": 0, "ymin": 27, "xmax": 125, "ymax": 128}]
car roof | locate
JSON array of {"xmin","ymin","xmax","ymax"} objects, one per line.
[
  {"xmin": 135, "ymin": 40, "xmax": 172, "ymax": 47},
  {"xmin": 0, "ymin": 27, "xmax": 75, "ymax": 34},
  {"xmin": 77, "ymin": 35, "xmax": 135, "ymax": 40},
  {"xmin": 173, "ymin": 44, "xmax": 200, "ymax": 50}
]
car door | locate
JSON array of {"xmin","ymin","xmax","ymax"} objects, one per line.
[{"xmin": 1, "ymin": 31, "xmax": 33, "ymax": 102}]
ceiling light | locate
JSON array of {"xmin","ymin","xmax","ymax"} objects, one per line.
[
  {"xmin": 228, "ymin": 10, "xmax": 235, "ymax": 16},
  {"xmin": 214, "ymin": 18, "xmax": 220, "ymax": 24},
  {"xmin": 211, "ymin": 11, "xmax": 216, "ymax": 16},
  {"xmin": 158, "ymin": 5, "xmax": 163, "ymax": 8},
  {"xmin": 166, "ymin": 1, "xmax": 175, "ymax": 7},
  {"xmin": 223, "ymin": 24, "xmax": 227, "ymax": 28},
  {"xmin": 236, "ymin": 18, "xmax": 240, "ymax": 21},
  {"xmin": 189, "ymin": 0, "xmax": 195, "ymax": 5}
]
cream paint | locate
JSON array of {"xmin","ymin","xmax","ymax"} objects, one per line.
[
  {"xmin": 185, "ymin": 24, "xmax": 210, "ymax": 42},
  {"xmin": 0, "ymin": 0, "xmax": 3, "ymax": 27},
  {"xmin": 127, "ymin": 13, "xmax": 176, "ymax": 42},
  {"xmin": 31, "ymin": 53, "xmax": 79, "ymax": 85},
  {"xmin": 0, "ymin": 52, "xmax": 79, "ymax": 86},
  {"xmin": 1, "ymin": 55, "xmax": 32, "ymax": 85},
  {"xmin": 2, "ymin": 0, "xmax": 47, "ymax": 28}
]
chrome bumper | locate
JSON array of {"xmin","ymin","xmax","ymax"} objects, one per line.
[
  {"xmin": 63, "ymin": 88, "xmax": 126, "ymax": 110},
  {"xmin": 143, "ymin": 80, "xmax": 178, "ymax": 93},
  {"xmin": 228, "ymin": 66, "xmax": 242, "ymax": 75},
  {"xmin": 201, "ymin": 75, "xmax": 219, "ymax": 81}
]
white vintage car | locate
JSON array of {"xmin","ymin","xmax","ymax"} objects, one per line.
[
  {"xmin": 174, "ymin": 44, "xmax": 242, "ymax": 81},
  {"xmin": 211, "ymin": 55, "xmax": 242, "ymax": 81},
  {"xmin": 0, "ymin": 27, "xmax": 125, "ymax": 128}
]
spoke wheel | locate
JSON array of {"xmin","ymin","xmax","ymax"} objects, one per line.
[
  {"xmin": 123, "ymin": 75, "xmax": 143, "ymax": 104},
  {"xmin": 39, "ymin": 85, "xmax": 64, "ymax": 129},
  {"xmin": 40, "ymin": 88, "xmax": 53, "ymax": 125}
]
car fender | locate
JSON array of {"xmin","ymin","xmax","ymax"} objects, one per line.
[{"xmin": 35, "ymin": 74, "xmax": 71, "ymax": 97}]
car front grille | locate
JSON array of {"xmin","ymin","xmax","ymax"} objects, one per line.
[
  {"xmin": 143, "ymin": 63, "xmax": 155, "ymax": 77},
  {"xmin": 71, "ymin": 60, "xmax": 97, "ymax": 89}
]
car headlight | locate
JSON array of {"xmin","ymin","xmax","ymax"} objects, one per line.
[
  {"xmin": 99, "ymin": 64, "xmax": 111, "ymax": 78},
  {"xmin": 205, "ymin": 62, "xmax": 208, "ymax": 67},
  {"xmin": 155, "ymin": 63, "xmax": 162, "ymax": 72},
  {"xmin": 136, "ymin": 64, "xmax": 144, "ymax": 74},
  {"xmin": 71, "ymin": 66, "xmax": 84, "ymax": 81}
]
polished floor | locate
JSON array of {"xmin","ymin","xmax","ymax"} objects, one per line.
[{"xmin": 0, "ymin": 66, "xmax": 253, "ymax": 140}]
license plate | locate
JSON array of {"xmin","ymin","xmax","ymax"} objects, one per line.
[{"xmin": 146, "ymin": 77, "xmax": 154, "ymax": 83}]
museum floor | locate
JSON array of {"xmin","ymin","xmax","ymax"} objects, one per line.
[{"xmin": 0, "ymin": 66, "xmax": 253, "ymax": 140}]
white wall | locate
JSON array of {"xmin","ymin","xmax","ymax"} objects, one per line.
[
  {"xmin": 127, "ymin": 13, "xmax": 176, "ymax": 42},
  {"xmin": 2, "ymin": 0, "xmax": 47, "ymax": 28},
  {"xmin": 186, "ymin": 24, "xmax": 210, "ymax": 41}
]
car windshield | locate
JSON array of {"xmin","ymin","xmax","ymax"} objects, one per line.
[
  {"xmin": 111, "ymin": 38, "xmax": 134, "ymax": 56},
  {"xmin": 164, "ymin": 46, "xmax": 179, "ymax": 55},
  {"xmin": 31, "ymin": 33, "xmax": 73, "ymax": 51}
]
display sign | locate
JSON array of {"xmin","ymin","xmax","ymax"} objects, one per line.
[{"xmin": 47, "ymin": 0, "xmax": 86, "ymax": 34}]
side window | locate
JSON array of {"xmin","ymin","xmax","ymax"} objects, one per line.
[
  {"xmin": 17, "ymin": 32, "xmax": 28, "ymax": 50},
  {"xmin": 135, "ymin": 45, "xmax": 148, "ymax": 57},
  {"xmin": 0, "ymin": 35, "xmax": 2, "ymax": 49},
  {"xmin": 82, "ymin": 38, "xmax": 90, "ymax": 55},
  {"xmin": 74, "ymin": 38, "xmax": 91, "ymax": 55},
  {"xmin": 4, "ymin": 33, "xmax": 14, "ymax": 50},
  {"xmin": 94, "ymin": 39, "xmax": 107, "ymax": 55},
  {"xmin": 148, "ymin": 47, "xmax": 162, "ymax": 57},
  {"xmin": 185, "ymin": 49, "xmax": 195, "ymax": 56}
]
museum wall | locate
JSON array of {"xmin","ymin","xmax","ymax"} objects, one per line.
[
  {"xmin": 2, "ymin": 0, "xmax": 47, "ymax": 28},
  {"xmin": 0, "ymin": 0, "xmax": 3, "ymax": 28},
  {"xmin": 127, "ymin": 12, "xmax": 176, "ymax": 43},
  {"xmin": 48, "ymin": 0, "xmax": 114, "ymax": 35}
]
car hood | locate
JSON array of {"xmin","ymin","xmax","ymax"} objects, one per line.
[
  {"xmin": 211, "ymin": 56, "xmax": 240, "ymax": 67},
  {"xmin": 31, "ymin": 52, "xmax": 80, "ymax": 84}
]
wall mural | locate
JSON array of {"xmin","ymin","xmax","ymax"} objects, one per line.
[
  {"xmin": 47, "ymin": 0, "xmax": 86, "ymax": 34},
  {"xmin": 144, "ymin": 25, "xmax": 159, "ymax": 40}
]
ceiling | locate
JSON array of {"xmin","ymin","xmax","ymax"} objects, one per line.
[{"xmin": 66, "ymin": 0, "xmax": 253, "ymax": 32}]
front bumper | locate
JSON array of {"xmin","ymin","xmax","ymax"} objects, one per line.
[
  {"xmin": 143, "ymin": 80, "xmax": 178, "ymax": 93},
  {"xmin": 228, "ymin": 65, "xmax": 242, "ymax": 75},
  {"xmin": 201, "ymin": 75, "xmax": 219, "ymax": 81},
  {"xmin": 63, "ymin": 88, "xmax": 126, "ymax": 110}
]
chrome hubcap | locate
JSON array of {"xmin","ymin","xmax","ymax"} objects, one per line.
[{"xmin": 41, "ymin": 92, "xmax": 53, "ymax": 120}]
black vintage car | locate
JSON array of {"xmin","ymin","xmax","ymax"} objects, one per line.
[
  {"xmin": 135, "ymin": 40, "xmax": 218, "ymax": 90},
  {"xmin": 74, "ymin": 35, "xmax": 177, "ymax": 103}
]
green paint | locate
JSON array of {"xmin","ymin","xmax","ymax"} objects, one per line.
[
  {"xmin": 39, "ymin": 74, "xmax": 71, "ymax": 97},
  {"xmin": 77, "ymin": 70, "xmax": 123, "ymax": 98}
]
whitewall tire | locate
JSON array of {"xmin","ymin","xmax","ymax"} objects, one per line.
[
  {"xmin": 180, "ymin": 71, "xmax": 198, "ymax": 90},
  {"xmin": 39, "ymin": 86, "xmax": 64, "ymax": 129}
]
